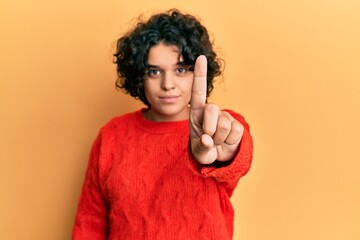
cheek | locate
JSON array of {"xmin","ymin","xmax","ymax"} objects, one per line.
[
  {"xmin": 143, "ymin": 82, "xmax": 154, "ymax": 103},
  {"xmin": 183, "ymin": 79, "xmax": 193, "ymax": 97},
  {"xmin": 180, "ymin": 81, "xmax": 193, "ymax": 103},
  {"xmin": 144, "ymin": 80, "xmax": 153, "ymax": 94}
]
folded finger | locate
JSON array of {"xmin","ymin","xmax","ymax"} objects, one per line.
[
  {"xmin": 224, "ymin": 121, "xmax": 244, "ymax": 145},
  {"xmin": 202, "ymin": 104, "xmax": 219, "ymax": 137},
  {"xmin": 213, "ymin": 113, "xmax": 232, "ymax": 145}
]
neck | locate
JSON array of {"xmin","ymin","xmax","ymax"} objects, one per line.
[{"xmin": 143, "ymin": 108, "xmax": 189, "ymax": 122}]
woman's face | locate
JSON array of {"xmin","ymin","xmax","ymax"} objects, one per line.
[{"xmin": 143, "ymin": 42, "xmax": 194, "ymax": 122}]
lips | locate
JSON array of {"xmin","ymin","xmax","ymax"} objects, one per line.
[{"xmin": 159, "ymin": 95, "xmax": 179, "ymax": 103}]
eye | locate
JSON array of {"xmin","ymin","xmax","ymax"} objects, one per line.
[
  {"xmin": 176, "ymin": 66, "xmax": 193, "ymax": 74},
  {"xmin": 176, "ymin": 67, "xmax": 187, "ymax": 74},
  {"xmin": 146, "ymin": 69, "xmax": 161, "ymax": 78}
]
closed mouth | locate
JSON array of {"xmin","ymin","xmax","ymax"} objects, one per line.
[
  {"xmin": 159, "ymin": 95, "xmax": 179, "ymax": 103},
  {"xmin": 159, "ymin": 95, "xmax": 178, "ymax": 99}
]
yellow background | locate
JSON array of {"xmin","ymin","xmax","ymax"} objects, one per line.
[{"xmin": 1, "ymin": 0, "xmax": 359, "ymax": 239}]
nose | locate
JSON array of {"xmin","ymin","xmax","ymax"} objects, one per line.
[{"xmin": 161, "ymin": 72, "xmax": 175, "ymax": 90}]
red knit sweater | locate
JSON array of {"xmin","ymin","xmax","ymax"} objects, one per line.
[{"xmin": 72, "ymin": 109, "xmax": 253, "ymax": 240}]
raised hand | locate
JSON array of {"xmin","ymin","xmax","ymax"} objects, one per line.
[{"xmin": 189, "ymin": 55, "xmax": 244, "ymax": 164}]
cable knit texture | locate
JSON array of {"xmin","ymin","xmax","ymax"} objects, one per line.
[{"xmin": 72, "ymin": 109, "xmax": 253, "ymax": 240}]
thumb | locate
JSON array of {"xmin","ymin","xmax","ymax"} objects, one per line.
[{"xmin": 191, "ymin": 134, "xmax": 217, "ymax": 164}]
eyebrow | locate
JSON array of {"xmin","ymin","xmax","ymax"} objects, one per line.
[
  {"xmin": 146, "ymin": 64, "xmax": 159, "ymax": 68},
  {"xmin": 147, "ymin": 61, "xmax": 191, "ymax": 68}
]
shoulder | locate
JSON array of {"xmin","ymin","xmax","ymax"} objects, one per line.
[{"xmin": 99, "ymin": 109, "xmax": 142, "ymax": 134}]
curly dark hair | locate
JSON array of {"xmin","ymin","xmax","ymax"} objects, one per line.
[{"xmin": 113, "ymin": 9, "xmax": 222, "ymax": 107}]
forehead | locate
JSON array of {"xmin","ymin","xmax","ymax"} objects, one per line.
[{"xmin": 147, "ymin": 42, "xmax": 184, "ymax": 65}]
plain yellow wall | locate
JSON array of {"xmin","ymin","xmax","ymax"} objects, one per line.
[{"xmin": 1, "ymin": 0, "xmax": 359, "ymax": 239}]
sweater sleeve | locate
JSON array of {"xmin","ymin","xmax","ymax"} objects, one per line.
[
  {"xmin": 187, "ymin": 109, "xmax": 253, "ymax": 196},
  {"xmin": 72, "ymin": 133, "xmax": 109, "ymax": 239}
]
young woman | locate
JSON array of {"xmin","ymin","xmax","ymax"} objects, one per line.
[{"xmin": 72, "ymin": 9, "xmax": 253, "ymax": 240}]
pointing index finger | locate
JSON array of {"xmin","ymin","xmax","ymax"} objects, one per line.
[{"xmin": 190, "ymin": 55, "xmax": 207, "ymax": 110}]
